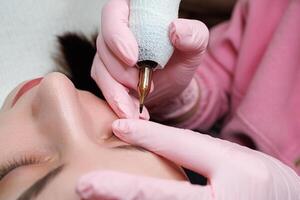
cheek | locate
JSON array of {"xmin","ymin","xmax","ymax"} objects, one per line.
[
  {"xmin": 73, "ymin": 149, "xmax": 186, "ymax": 181},
  {"xmin": 79, "ymin": 91, "xmax": 118, "ymax": 141},
  {"xmin": 104, "ymin": 151, "xmax": 186, "ymax": 180},
  {"xmin": 38, "ymin": 175, "xmax": 80, "ymax": 200}
]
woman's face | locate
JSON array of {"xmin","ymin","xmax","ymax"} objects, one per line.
[{"xmin": 0, "ymin": 72, "xmax": 185, "ymax": 200}]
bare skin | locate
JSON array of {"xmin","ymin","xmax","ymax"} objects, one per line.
[{"xmin": 0, "ymin": 72, "xmax": 186, "ymax": 200}]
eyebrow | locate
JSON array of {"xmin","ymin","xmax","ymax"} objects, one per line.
[
  {"xmin": 15, "ymin": 145, "xmax": 143, "ymax": 200},
  {"xmin": 113, "ymin": 145, "xmax": 147, "ymax": 152},
  {"xmin": 17, "ymin": 165, "xmax": 64, "ymax": 200}
]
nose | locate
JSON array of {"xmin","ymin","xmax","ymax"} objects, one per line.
[{"xmin": 33, "ymin": 72, "xmax": 92, "ymax": 149}]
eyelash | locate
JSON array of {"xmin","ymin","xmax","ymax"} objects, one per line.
[{"xmin": 0, "ymin": 155, "xmax": 42, "ymax": 180}]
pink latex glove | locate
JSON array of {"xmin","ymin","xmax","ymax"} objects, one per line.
[
  {"xmin": 91, "ymin": 0, "xmax": 209, "ymax": 119},
  {"xmin": 76, "ymin": 120, "xmax": 300, "ymax": 200}
]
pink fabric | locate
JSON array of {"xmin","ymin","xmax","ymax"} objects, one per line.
[
  {"xmin": 181, "ymin": 0, "xmax": 300, "ymax": 175},
  {"xmin": 149, "ymin": 77, "xmax": 201, "ymax": 122}
]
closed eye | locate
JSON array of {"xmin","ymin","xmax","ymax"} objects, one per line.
[
  {"xmin": 0, "ymin": 155, "xmax": 52, "ymax": 182},
  {"xmin": 0, "ymin": 156, "xmax": 40, "ymax": 181}
]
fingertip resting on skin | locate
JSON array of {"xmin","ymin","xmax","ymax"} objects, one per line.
[
  {"xmin": 77, "ymin": 171, "xmax": 139, "ymax": 199},
  {"xmin": 76, "ymin": 171, "xmax": 210, "ymax": 200},
  {"xmin": 76, "ymin": 181, "xmax": 94, "ymax": 199},
  {"xmin": 76, "ymin": 172, "xmax": 104, "ymax": 199},
  {"xmin": 112, "ymin": 119, "xmax": 132, "ymax": 135}
]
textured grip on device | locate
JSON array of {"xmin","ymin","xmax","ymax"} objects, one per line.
[{"xmin": 129, "ymin": 0, "xmax": 181, "ymax": 69}]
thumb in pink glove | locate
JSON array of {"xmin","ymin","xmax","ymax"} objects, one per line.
[
  {"xmin": 76, "ymin": 120, "xmax": 300, "ymax": 200},
  {"xmin": 92, "ymin": 0, "xmax": 209, "ymax": 119}
]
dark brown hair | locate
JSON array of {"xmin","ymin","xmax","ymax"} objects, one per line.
[{"xmin": 56, "ymin": 32, "xmax": 104, "ymax": 100}]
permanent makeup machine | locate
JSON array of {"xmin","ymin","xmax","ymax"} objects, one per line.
[{"xmin": 129, "ymin": 0, "xmax": 182, "ymax": 113}]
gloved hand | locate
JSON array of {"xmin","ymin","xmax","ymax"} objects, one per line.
[
  {"xmin": 91, "ymin": 0, "xmax": 209, "ymax": 119},
  {"xmin": 76, "ymin": 120, "xmax": 300, "ymax": 200}
]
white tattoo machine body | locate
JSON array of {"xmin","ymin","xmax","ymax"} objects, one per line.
[{"xmin": 129, "ymin": 0, "xmax": 181, "ymax": 112}]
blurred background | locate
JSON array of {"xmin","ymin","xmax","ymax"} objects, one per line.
[
  {"xmin": 180, "ymin": 0, "xmax": 237, "ymax": 28},
  {"xmin": 179, "ymin": 0, "xmax": 238, "ymax": 185}
]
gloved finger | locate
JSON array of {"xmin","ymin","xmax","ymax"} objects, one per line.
[
  {"xmin": 91, "ymin": 55, "xmax": 149, "ymax": 120},
  {"xmin": 101, "ymin": 0, "xmax": 138, "ymax": 67},
  {"xmin": 167, "ymin": 19, "xmax": 209, "ymax": 76},
  {"xmin": 153, "ymin": 19, "xmax": 208, "ymax": 87},
  {"xmin": 169, "ymin": 19, "xmax": 209, "ymax": 56},
  {"xmin": 97, "ymin": 36, "xmax": 139, "ymax": 90},
  {"xmin": 76, "ymin": 171, "xmax": 211, "ymax": 200},
  {"xmin": 112, "ymin": 119, "xmax": 232, "ymax": 177}
]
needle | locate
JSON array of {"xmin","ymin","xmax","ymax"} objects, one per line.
[{"xmin": 137, "ymin": 61, "xmax": 156, "ymax": 113}]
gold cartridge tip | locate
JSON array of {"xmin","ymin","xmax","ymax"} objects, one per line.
[
  {"xmin": 137, "ymin": 61, "xmax": 157, "ymax": 114},
  {"xmin": 138, "ymin": 84, "xmax": 147, "ymax": 114}
]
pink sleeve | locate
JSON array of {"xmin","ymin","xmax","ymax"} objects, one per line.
[{"xmin": 178, "ymin": 1, "xmax": 248, "ymax": 130}]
